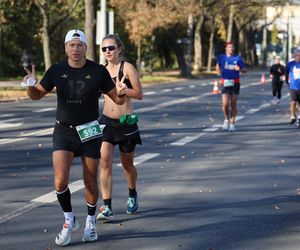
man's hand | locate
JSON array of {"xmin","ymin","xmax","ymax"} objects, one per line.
[
  {"xmin": 234, "ymin": 64, "xmax": 240, "ymax": 71},
  {"xmin": 21, "ymin": 65, "xmax": 37, "ymax": 87}
]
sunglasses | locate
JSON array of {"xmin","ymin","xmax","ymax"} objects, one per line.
[{"xmin": 101, "ymin": 45, "xmax": 117, "ymax": 52}]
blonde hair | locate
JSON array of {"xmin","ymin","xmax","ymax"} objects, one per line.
[{"xmin": 102, "ymin": 34, "xmax": 124, "ymax": 56}]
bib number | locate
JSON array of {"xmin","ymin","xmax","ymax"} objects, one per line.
[
  {"xmin": 224, "ymin": 79, "xmax": 235, "ymax": 87},
  {"xmin": 76, "ymin": 120, "xmax": 104, "ymax": 143}
]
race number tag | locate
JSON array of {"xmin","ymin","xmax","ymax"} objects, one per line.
[
  {"xmin": 224, "ymin": 79, "xmax": 235, "ymax": 87},
  {"xmin": 76, "ymin": 120, "xmax": 104, "ymax": 143}
]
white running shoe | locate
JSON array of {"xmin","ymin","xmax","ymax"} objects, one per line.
[
  {"xmin": 229, "ymin": 124, "xmax": 236, "ymax": 132},
  {"xmin": 55, "ymin": 218, "xmax": 79, "ymax": 246},
  {"xmin": 222, "ymin": 120, "xmax": 229, "ymax": 130},
  {"xmin": 82, "ymin": 219, "xmax": 98, "ymax": 242},
  {"xmin": 271, "ymin": 97, "xmax": 277, "ymax": 105}
]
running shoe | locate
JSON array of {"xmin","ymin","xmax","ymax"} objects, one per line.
[
  {"xmin": 55, "ymin": 217, "xmax": 79, "ymax": 246},
  {"xmin": 271, "ymin": 97, "xmax": 277, "ymax": 105},
  {"xmin": 127, "ymin": 194, "xmax": 139, "ymax": 214},
  {"xmin": 82, "ymin": 218, "xmax": 98, "ymax": 242},
  {"xmin": 297, "ymin": 119, "xmax": 300, "ymax": 128},
  {"xmin": 290, "ymin": 117, "xmax": 297, "ymax": 125},
  {"xmin": 222, "ymin": 120, "xmax": 229, "ymax": 130},
  {"xmin": 96, "ymin": 205, "xmax": 114, "ymax": 220},
  {"xmin": 229, "ymin": 124, "xmax": 236, "ymax": 132}
]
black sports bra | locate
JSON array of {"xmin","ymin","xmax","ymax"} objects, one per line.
[{"xmin": 106, "ymin": 61, "xmax": 133, "ymax": 89}]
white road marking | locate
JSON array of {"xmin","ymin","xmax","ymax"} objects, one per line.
[
  {"xmin": 189, "ymin": 85, "xmax": 196, "ymax": 88},
  {"xmin": 20, "ymin": 127, "xmax": 53, "ymax": 137},
  {"xmin": 203, "ymin": 127, "xmax": 219, "ymax": 132},
  {"xmin": 0, "ymin": 128, "xmax": 54, "ymax": 145},
  {"xmin": 31, "ymin": 179, "xmax": 84, "ymax": 203},
  {"xmin": 0, "ymin": 138, "xmax": 27, "ymax": 145},
  {"xmin": 0, "ymin": 117, "xmax": 23, "ymax": 123},
  {"xmin": 246, "ymin": 108, "xmax": 259, "ymax": 114},
  {"xmin": 162, "ymin": 89, "xmax": 172, "ymax": 93},
  {"xmin": 117, "ymin": 153, "xmax": 160, "ymax": 167},
  {"xmin": 175, "ymin": 87, "xmax": 184, "ymax": 91},
  {"xmin": 0, "ymin": 114, "xmax": 14, "ymax": 118},
  {"xmin": 33, "ymin": 108, "xmax": 56, "ymax": 113},
  {"xmin": 144, "ymin": 91, "xmax": 156, "ymax": 95},
  {"xmin": 170, "ymin": 133, "xmax": 206, "ymax": 146},
  {"xmin": 0, "ymin": 180, "xmax": 85, "ymax": 225},
  {"xmin": 0, "ymin": 122, "xmax": 23, "ymax": 129}
]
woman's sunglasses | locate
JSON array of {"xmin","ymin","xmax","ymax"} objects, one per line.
[{"xmin": 101, "ymin": 45, "xmax": 117, "ymax": 52}]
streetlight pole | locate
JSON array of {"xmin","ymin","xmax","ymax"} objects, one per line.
[{"xmin": 285, "ymin": 2, "xmax": 290, "ymax": 65}]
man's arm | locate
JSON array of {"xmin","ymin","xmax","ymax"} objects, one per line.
[
  {"xmin": 105, "ymin": 87, "xmax": 125, "ymax": 105},
  {"xmin": 27, "ymin": 83, "xmax": 48, "ymax": 100},
  {"xmin": 22, "ymin": 65, "xmax": 48, "ymax": 100}
]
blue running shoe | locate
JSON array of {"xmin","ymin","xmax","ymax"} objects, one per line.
[
  {"xmin": 96, "ymin": 205, "xmax": 113, "ymax": 220},
  {"xmin": 127, "ymin": 194, "xmax": 139, "ymax": 214}
]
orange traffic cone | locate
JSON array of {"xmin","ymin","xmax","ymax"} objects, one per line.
[
  {"xmin": 260, "ymin": 73, "xmax": 266, "ymax": 84},
  {"xmin": 212, "ymin": 80, "xmax": 220, "ymax": 94}
]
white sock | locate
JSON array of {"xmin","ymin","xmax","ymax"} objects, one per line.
[{"xmin": 64, "ymin": 212, "xmax": 74, "ymax": 225}]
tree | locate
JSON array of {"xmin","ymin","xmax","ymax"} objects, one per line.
[
  {"xmin": 33, "ymin": 0, "xmax": 80, "ymax": 70},
  {"xmin": 85, "ymin": 0, "xmax": 96, "ymax": 61}
]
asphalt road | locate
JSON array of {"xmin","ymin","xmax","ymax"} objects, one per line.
[{"xmin": 1, "ymin": 71, "xmax": 300, "ymax": 250}]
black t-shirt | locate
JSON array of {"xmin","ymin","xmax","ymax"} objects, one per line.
[
  {"xmin": 270, "ymin": 63, "xmax": 286, "ymax": 82},
  {"xmin": 40, "ymin": 59, "xmax": 115, "ymax": 125}
]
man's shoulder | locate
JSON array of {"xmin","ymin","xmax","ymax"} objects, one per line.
[{"xmin": 85, "ymin": 59, "xmax": 106, "ymax": 70}]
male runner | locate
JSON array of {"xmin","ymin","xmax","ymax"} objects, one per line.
[
  {"xmin": 286, "ymin": 49, "xmax": 300, "ymax": 126},
  {"xmin": 22, "ymin": 29, "xmax": 126, "ymax": 246},
  {"xmin": 270, "ymin": 56, "xmax": 286, "ymax": 104},
  {"xmin": 216, "ymin": 42, "xmax": 247, "ymax": 131}
]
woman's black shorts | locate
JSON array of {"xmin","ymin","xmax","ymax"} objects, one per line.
[{"xmin": 99, "ymin": 115, "xmax": 142, "ymax": 153}]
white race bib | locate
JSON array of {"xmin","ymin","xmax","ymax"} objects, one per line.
[
  {"xmin": 224, "ymin": 79, "xmax": 235, "ymax": 87},
  {"xmin": 76, "ymin": 120, "xmax": 105, "ymax": 143}
]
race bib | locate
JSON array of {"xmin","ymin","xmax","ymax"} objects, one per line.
[
  {"xmin": 224, "ymin": 79, "xmax": 235, "ymax": 87},
  {"xmin": 279, "ymin": 75, "xmax": 285, "ymax": 81},
  {"xmin": 293, "ymin": 67, "xmax": 300, "ymax": 80},
  {"xmin": 76, "ymin": 120, "xmax": 105, "ymax": 143}
]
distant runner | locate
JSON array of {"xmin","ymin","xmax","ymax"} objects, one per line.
[
  {"xmin": 286, "ymin": 49, "xmax": 300, "ymax": 126},
  {"xmin": 216, "ymin": 41, "xmax": 247, "ymax": 131},
  {"xmin": 270, "ymin": 56, "xmax": 286, "ymax": 105}
]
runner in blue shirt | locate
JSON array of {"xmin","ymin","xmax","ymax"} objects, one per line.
[
  {"xmin": 286, "ymin": 49, "xmax": 300, "ymax": 126},
  {"xmin": 216, "ymin": 42, "xmax": 247, "ymax": 131}
]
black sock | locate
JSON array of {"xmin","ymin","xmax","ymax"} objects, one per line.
[
  {"xmin": 56, "ymin": 188, "xmax": 72, "ymax": 212},
  {"xmin": 103, "ymin": 199, "xmax": 112, "ymax": 210},
  {"xmin": 129, "ymin": 188, "xmax": 137, "ymax": 197},
  {"xmin": 87, "ymin": 203, "xmax": 97, "ymax": 216}
]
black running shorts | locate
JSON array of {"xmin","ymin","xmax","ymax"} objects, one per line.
[
  {"xmin": 99, "ymin": 115, "xmax": 142, "ymax": 153},
  {"xmin": 221, "ymin": 84, "xmax": 240, "ymax": 95},
  {"xmin": 52, "ymin": 125, "xmax": 101, "ymax": 158},
  {"xmin": 290, "ymin": 90, "xmax": 300, "ymax": 103}
]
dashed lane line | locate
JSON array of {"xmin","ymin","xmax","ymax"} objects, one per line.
[
  {"xmin": 0, "ymin": 153, "xmax": 160, "ymax": 225},
  {"xmin": 170, "ymin": 116, "xmax": 245, "ymax": 146},
  {"xmin": 0, "ymin": 127, "xmax": 54, "ymax": 145},
  {"xmin": 170, "ymin": 133, "xmax": 206, "ymax": 146},
  {"xmin": 33, "ymin": 107, "xmax": 56, "ymax": 113},
  {"xmin": 117, "ymin": 153, "xmax": 160, "ymax": 167}
]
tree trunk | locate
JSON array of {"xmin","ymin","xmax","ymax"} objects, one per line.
[
  {"xmin": 207, "ymin": 20, "xmax": 216, "ymax": 72},
  {"xmin": 227, "ymin": 4, "xmax": 234, "ymax": 42},
  {"xmin": 169, "ymin": 29, "xmax": 189, "ymax": 78},
  {"xmin": 193, "ymin": 15, "xmax": 204, "ymax": 72},
  {"xmin": 85, "ymin": 0, "xmax": 96, "ymax": 61},
  {"xmin": 136, "ymin": 37, "xmax": 141, "ymax": 73},
  {"xmin": 35, "ymin": 1, "xmax": 51, "ymax": 71},
  {"xmin": 186, "ymin": 13, "xmax": 193, "ymax": 77}
]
